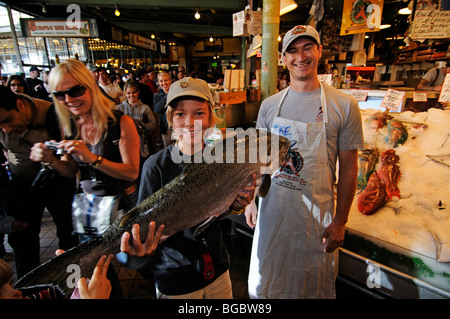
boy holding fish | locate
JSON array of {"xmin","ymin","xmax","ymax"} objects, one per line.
[{"xmin": 121, "ymin": 77, "xmax": 256, "ymax": 299}]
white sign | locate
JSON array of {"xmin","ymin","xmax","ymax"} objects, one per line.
[
  {"xmin": 411, "ymin": 10, "xmax": 450, "ymax": 39},
  {"xmin": 438, "ymin": 74, "xmax": 450, "ymax": 103},
  {"xmin": 318, "ymin": 74, "xmax": 332, "ymax": 86},
  {"xmin": 413, "ymin": 92, "xmax": 428, "ymax": 102},
  {"xmin": 351, "ymin": 90, "xmax": 369, "ymax": 101},
  {"xmin": 232, "ymin": 11, "xmax": 246, "ymax": 37},
  {"xmin": 25, "ymin": 19, "xmax": 91, "ymax": 37},
  {"xmin": 380, "ymin": 89, "xmax": 405, "ymax": 111}
]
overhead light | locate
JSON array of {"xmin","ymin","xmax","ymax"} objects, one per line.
[
  {"xmin": 209, "ymin": 36, "xmax": 214, "ymax": 42},
  {"xmin": 151, "ymin": 34, "xmax": 155, "ymax": 39},
  {"xmin": 115, "ymin": 4, "xmax": 120, "ymax": 17},
  {"xmin": 195, "ymin": 9, "xmax": 200, "ymax": 20},
  {"xmin": 280, "ymin": 0, "xmax": 298, "ymax": 16},
  {"xmin": 380, "ymin": 24, "xmax": 391, "ymax": 29},
  {"xmin": 41, "ymin": 3, "xmax": 47, "ymax": 14},
  {"xmin": 398, "ymin": 7, "xmax": 412, "ymax": 15}
]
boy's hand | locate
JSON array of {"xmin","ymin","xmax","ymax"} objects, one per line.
[
  {"xmin": 120, "ymin": 221, "xmax": 165, "ymax": 257},
  {"xmin": 231, "ymin": 173, "xmax": 256, "ymax": 212}
]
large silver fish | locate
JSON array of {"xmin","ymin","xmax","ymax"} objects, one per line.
[{"xmin": 14, "ymin": 129, "xmax": 289, "ymax": 296}]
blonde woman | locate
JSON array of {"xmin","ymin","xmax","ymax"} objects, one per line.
[{"xmin": 30, "ymin": 59, "xmax": 140, "ymax": 229}]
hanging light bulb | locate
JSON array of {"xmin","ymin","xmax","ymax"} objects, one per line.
[
  {"xmin": 195, "ymin": 9, "xmax": 201, "ymax": 20},
  {"xmin": 280, "ymin": 0, "xmax": 298, "ymax": 16},
  {"xmin": 398, "ymin": 7, "xmax": 412, "ymax": 15},
  {"xmin": 209, "ymin": 36, "xmax": 214, "ymax": 42},
  {"xmin": 115, "ymin": 4, "xmax": 120, "ymax": 17}
]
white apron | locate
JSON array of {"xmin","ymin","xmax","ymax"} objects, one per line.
[{"xmin": 248, "ymin": 84, "xmax": 337, "ymax": 299}]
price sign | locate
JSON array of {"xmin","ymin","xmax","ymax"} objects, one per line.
[
  {"xmin": 438, "ymin": 74, "xmax": 450, "ymax": 103},
  {"xmin": 351, "ymin": 90, "xmax": 368, "ymax": 101},
  {"xmin": 318, "ymin": 74, "xmax": 332, "ymax": 86},
  {"xmin": 380, "ymin": 89, "xmax": 405, "ymax": 111},
  {"xmin": 413, "ymin": 92, "xmax": 427, "ymax": 102}
]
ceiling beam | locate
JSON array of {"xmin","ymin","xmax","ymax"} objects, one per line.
[
  {"xmin": 9, "ymin": 0, "xmax": 243, "ymax": 10},
  {"xmin": 113, "ymin": 21, "xmax": 232, "ymax": 37}
]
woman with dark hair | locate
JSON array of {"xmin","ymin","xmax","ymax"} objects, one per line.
[{"xmin": 6, "ymin": 75, "xmax": 30, "ymax": 95}]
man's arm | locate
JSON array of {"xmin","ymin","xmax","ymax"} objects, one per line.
[
  {"xmin": 416, "ymin": 78, "xmax": 436, "ymax": 91},
  {"xmin": 322, "ymin": 149, "xmax": 358, "ymax": 252}
]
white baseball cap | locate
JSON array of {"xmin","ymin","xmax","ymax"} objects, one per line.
[
  {"xmin": 166, "ymin": 77, "xmax": 214, "ymax": 107},
  {"xmin": 282, "ymin": 25, "xmax": 321, "ymax": 55}
]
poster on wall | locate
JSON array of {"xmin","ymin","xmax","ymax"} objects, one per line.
[{"xmin": 340, "ymin": 0, "xmax": 384, "ymax": 35}]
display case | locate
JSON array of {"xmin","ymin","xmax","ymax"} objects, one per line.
[{"xmin": 341, "ymin": 107, "xmax": 450, "ymax": 298}]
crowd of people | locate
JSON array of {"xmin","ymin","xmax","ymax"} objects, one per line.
[
  {"xmin": 0, "ymin": 25, "xmax": 364, "ymax": 300},
  {"xmin": 0, "ymin": 60, "xmax": 253, "ymax": 299}
]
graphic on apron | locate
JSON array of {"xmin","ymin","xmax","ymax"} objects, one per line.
[
  {"xmin": 280, "ymin": 149, "xmax": 303, "ymax": 175},
  {"xmin": 274, "ymin": 141, "xmax": 306, "ymax": 189}
]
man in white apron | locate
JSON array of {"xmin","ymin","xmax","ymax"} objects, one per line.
[{"xmin": 246, "ymin": 25, "xmax": 364, "ymax": 298}]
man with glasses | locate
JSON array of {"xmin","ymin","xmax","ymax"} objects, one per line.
[{"xmin": 0, "ymin": 86, "xmax": 78, "ymax": 278}]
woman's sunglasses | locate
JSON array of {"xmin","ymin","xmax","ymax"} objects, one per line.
[{"xmin": 52, "ymin": 84, "xmax": 87, "ymax": 101}]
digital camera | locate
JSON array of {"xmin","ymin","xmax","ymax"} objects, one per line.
[{"xmin": 44, "ymin": 141, "xmax": 66, "ymax": 155}]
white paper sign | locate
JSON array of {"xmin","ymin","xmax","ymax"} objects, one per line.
[
  {"xmin": 438, "ymin": 74, "xmax": 450, "ymax": 103},
  {"xmin": 380, "ymin": 89, "xmax": 405, "ymax": 111},
  {"xmin": 410, "ymin": 10, "xmax": 450, "ymax": 39},
  {"xmin": 413, "ymin": 92, "xmax": 427, "ymax": 102},
  {"xmin": 318, "ymin": 74, "xmax": 332, "ymax": 86},
  {"xmin": 233, "ymin": 11, "xmax": 245, "ymax": 37},
  {"xmin": 351, "ymin": 90, "xmax": 368, "ymax": 102}
]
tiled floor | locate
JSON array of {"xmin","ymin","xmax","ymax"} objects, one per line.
[{"xmin": 1, "ymin": 210, "xmax": 252, "ymax": 299}]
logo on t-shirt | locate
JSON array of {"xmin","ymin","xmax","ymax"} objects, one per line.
[{"xmin": 315, "ymin": 106, "xmax": 323, "ymax": 122}]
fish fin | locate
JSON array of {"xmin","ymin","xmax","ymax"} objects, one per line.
[
  {"xmin": 257, "ymin": 174, "xmax": 271, "ymax": 198},
  {"xmin": 118, "ymin": 206, "xmax": 140, "ymax": 227},
  {"xmin": 192, "ymin": 216, "xmax": 217, "ymax": 236}
]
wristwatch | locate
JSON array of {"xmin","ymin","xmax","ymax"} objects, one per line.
[
  {"xmin": 91, "ymin": 155, "xmax": 103, "ymax": 168},
  {"xmin": 229, "ymin": 207, "xmax": 245, "ymax": 215}
]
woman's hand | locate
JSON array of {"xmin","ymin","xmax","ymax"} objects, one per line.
[
  {"xmin": 59, "ymin": 140, "xmax": 97, "ymax": 164},
  {"xmin": 120, "ymin": 221, "xmax": 165, "ymax": 257},
  {"xmin": 77, "ymin": 255, "xmax": 113, "ymax": 299}
]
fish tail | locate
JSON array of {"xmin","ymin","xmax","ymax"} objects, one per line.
[{"xmin": 14, "ymin": 238, "xmax": 108, "ymax": 297}]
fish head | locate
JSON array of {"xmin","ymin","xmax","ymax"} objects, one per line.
[
  {"xmin": 202, "ymin": 128, "xmax": 289, "ymax": 174},
  {"xmin": 251, "ymin": 129, "xmax": 290, "ymax": 175}
]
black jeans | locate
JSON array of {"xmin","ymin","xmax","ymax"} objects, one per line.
[{"xmin": 6, "ymin": 174, "xmax": 78, "ymax": 278}]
